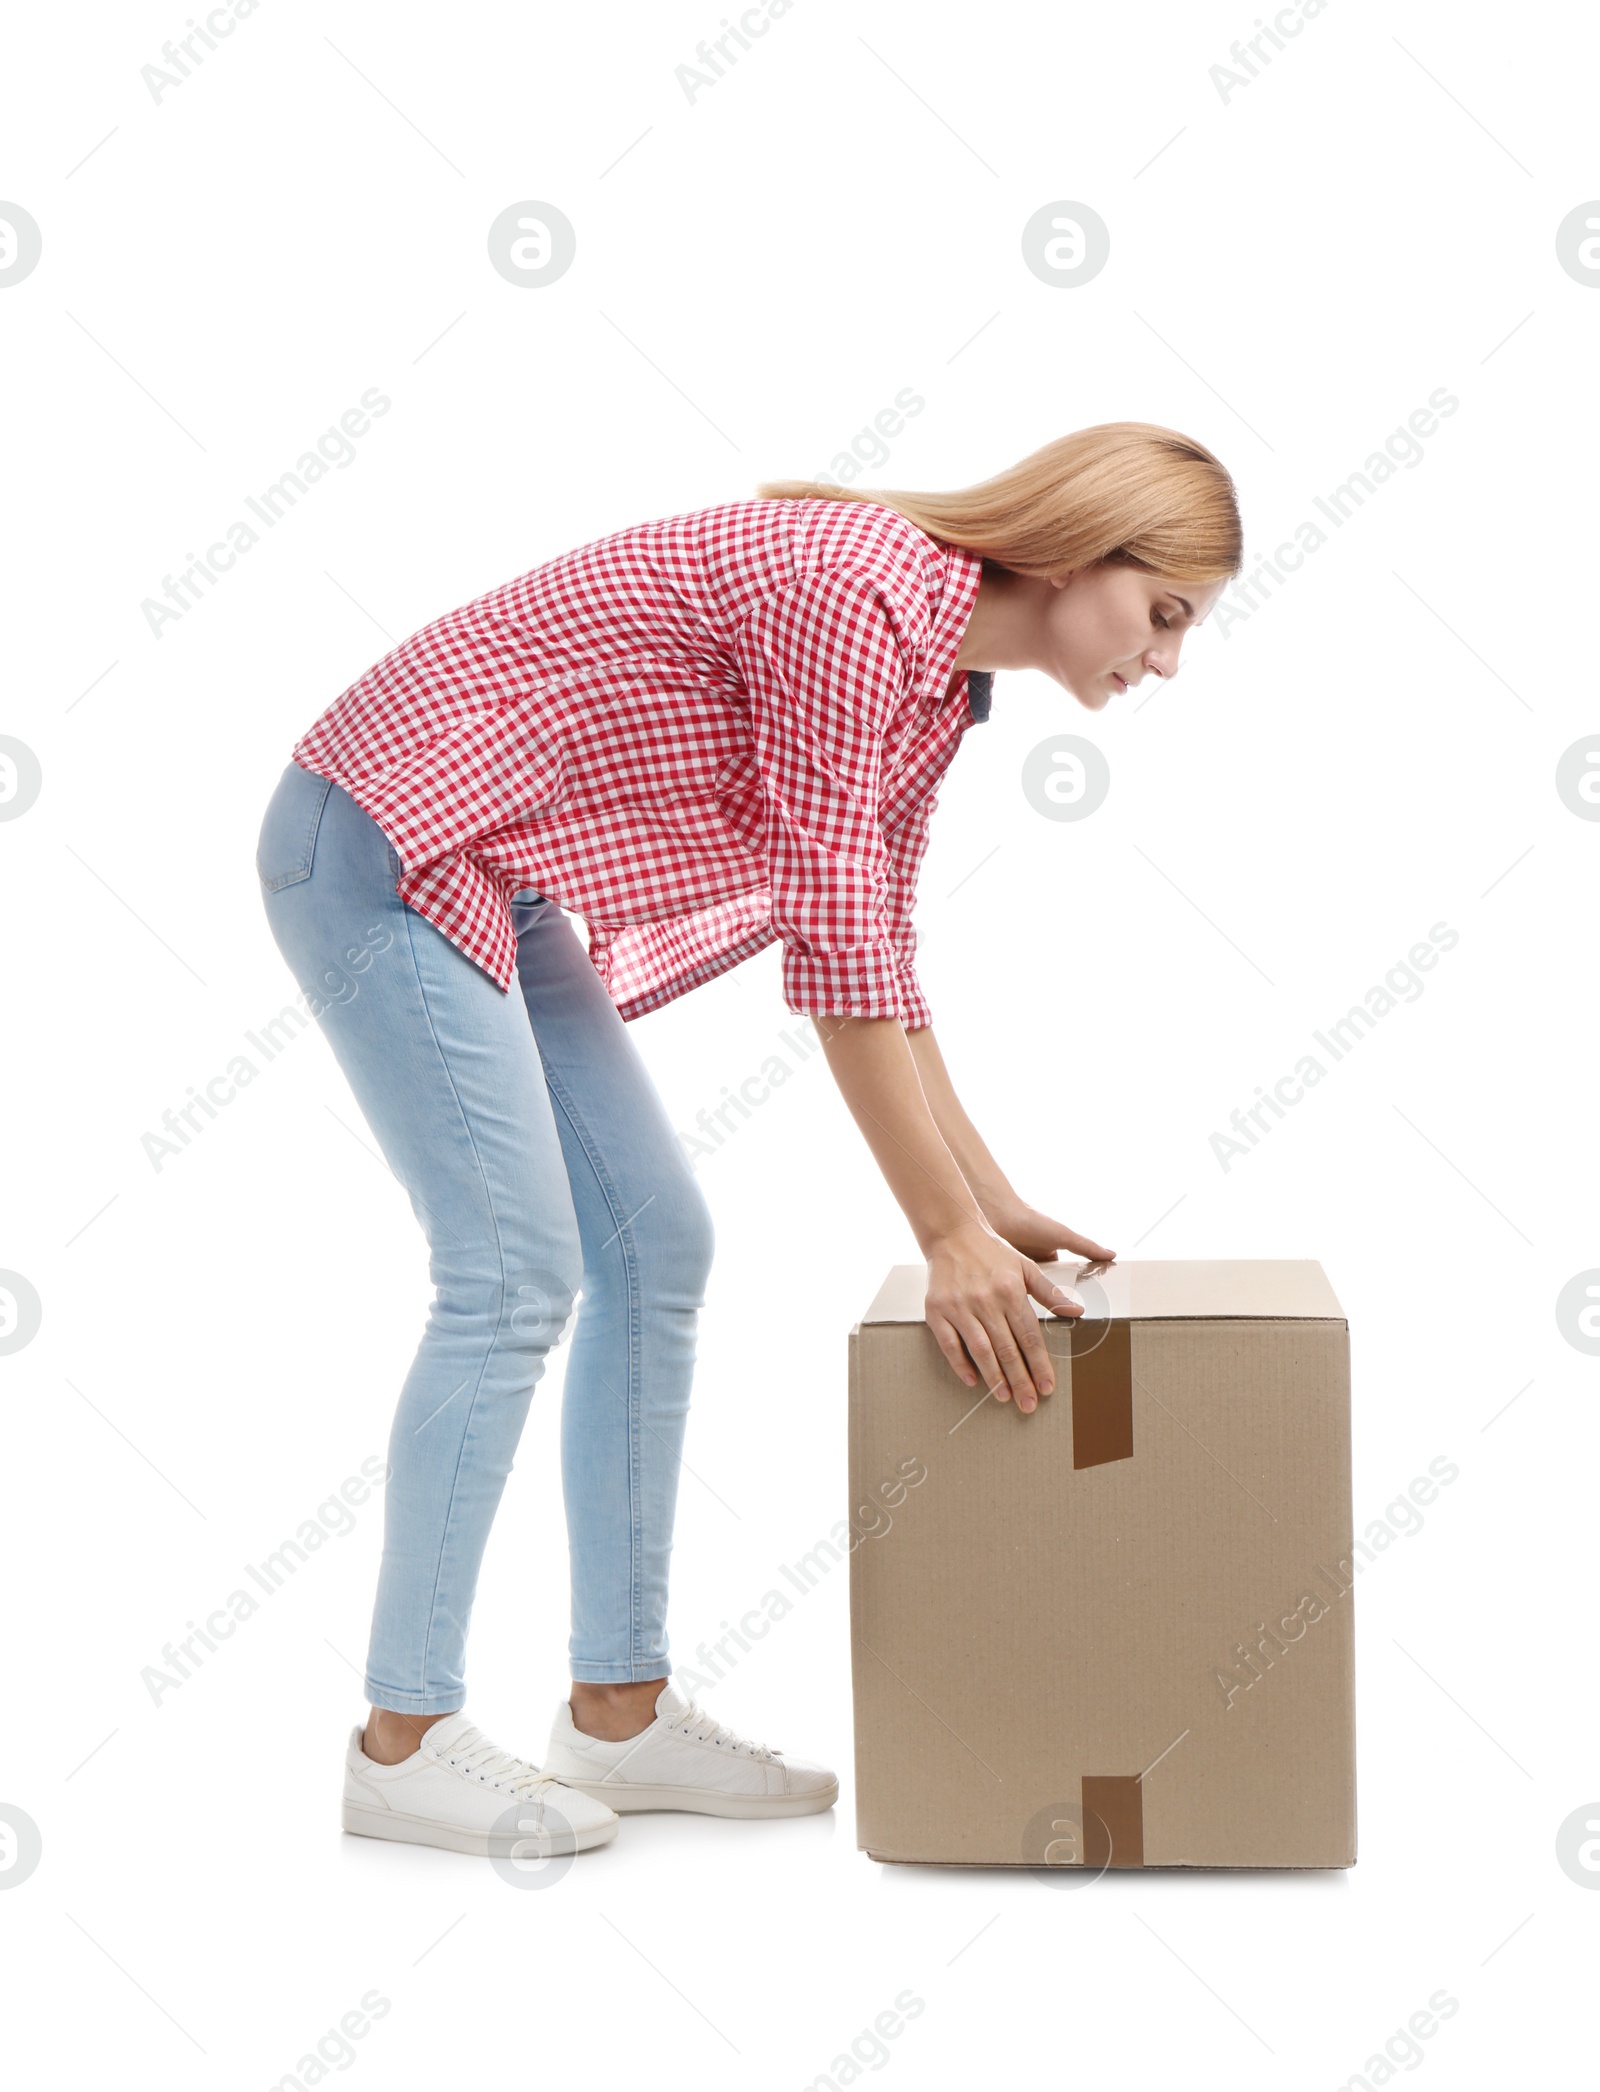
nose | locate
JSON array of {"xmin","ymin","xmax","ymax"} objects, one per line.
[{"xmin": 1143, "ymin": 634, "xmax": 1183, "ymax": 680}]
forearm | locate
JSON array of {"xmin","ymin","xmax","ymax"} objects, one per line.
[
  {"xmin": 813, "ymin": 1015, "xmax": 988, "ymax": 1255},
  {"xmin": 903, "ymin": 1024, "xmax": 1015, "ymax": 1211}
]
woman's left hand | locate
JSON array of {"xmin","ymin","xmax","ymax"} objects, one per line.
[{"xmin": 978, "ymin": 1192, "xmax": 1117, "ymax": 1270}]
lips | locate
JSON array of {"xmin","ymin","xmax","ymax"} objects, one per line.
[{"xmin": 1110, "ymin": 672, "xmax": 1127, "ymax": 691}]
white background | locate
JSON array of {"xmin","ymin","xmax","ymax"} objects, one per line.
[{"xmin": 3, "ymin": 0, "xmax": 1596, "ymax": 2083}]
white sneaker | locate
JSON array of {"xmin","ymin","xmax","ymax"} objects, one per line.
[
  {"xmin": 341, "ymin": 1711, "xmax": 620, "ymax": 1857},
  {"xmin": 542, "ymin": 1678, "xmax": 838, "ymax": 1818}
]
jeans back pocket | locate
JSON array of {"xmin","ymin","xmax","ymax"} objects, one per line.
[{"xmin": 256, "ymin": 762, "xmax": 334, "ymax": 890}]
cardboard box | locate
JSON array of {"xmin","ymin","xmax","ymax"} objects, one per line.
[{"xmin": 847, "ymin": 1258, "xmax": 1355, "ymax": 1871}]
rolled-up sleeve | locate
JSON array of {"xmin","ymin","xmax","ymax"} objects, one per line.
[
  {"xmin": 883, "ymin": 790, "xmax": 938, "ymax": 1030},
  {"xmin": 732, "ymin": 569, "xmax": 921, "ymax": 1021}
]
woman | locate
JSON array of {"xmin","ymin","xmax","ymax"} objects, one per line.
[{"xmin": 256, "ymin": 420, "xmax": 1240, "ymax": 1860}]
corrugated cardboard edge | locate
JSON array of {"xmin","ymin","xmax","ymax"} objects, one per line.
[
  {"xmin": 861, "ymin": 1856, "xmax": 1355, "ymax": 1870},
  {"xmin": 858, "ymin": 1259, "xmax": 1348, "ymax": 1325}
]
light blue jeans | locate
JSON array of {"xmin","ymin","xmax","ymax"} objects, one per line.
[{"xmin": 255, "ymin": 760, "xmax": 716, "ymax": 1711}]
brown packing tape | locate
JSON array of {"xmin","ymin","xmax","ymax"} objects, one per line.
[
  {"xmin": 1071, "ymin": 1318, "xmax": 1134, "ymax": 1468},
  {"xmin": 1082, "ymin": 1775, "xmax": 1145, "ymax": 1868}
]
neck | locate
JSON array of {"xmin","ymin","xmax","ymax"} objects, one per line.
[{"xmin": 951, "ymin": 566, "xmax": 1049, "ymax": 673}]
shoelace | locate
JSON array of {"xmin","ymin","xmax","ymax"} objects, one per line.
[
  {"xmin": 435, "ymin": 1723, "xmax": 563, "ymax": 1798},
  {"xmin": 664, "ymin": 1700, "xmax": 776, "ymax": 1760}
]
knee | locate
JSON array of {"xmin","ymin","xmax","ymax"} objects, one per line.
[
  {"xmin": 665, "ymin": 1170, "xmax": 716, "ymax": 1300},
  {"xmin": 595, "ymin": 1167, "xmax": 715, "ymax": 1308},
  {"xmin": 504, "ymin": 1245, "xmax": 586, "ymax": 1351},
  {"xmin": 511, "ymin": 1208, "xmax": 587, "ymax": 1347},
  {"xmin": 434, "ymin": 1227, "xmax": 586, "ymax": 1355}
]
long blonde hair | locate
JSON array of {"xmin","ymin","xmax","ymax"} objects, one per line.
[{"xmin": 756, "ymin": 420, "xmax": 1242, "ymax": 584}]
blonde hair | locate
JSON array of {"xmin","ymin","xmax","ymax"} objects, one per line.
[{"xmin": 756, "ymin": 420, "xmax": 1242, "ymax": 585}]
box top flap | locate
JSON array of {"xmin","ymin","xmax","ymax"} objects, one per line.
[{"xmin": 859, "ymin": 1257, "xmax": 1346, "ymax": 1324}]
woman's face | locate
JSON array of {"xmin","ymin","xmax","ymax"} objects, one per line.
[{"xmin": 1039, "ymin": 563, "xmax": 1228, "ymax": 710}]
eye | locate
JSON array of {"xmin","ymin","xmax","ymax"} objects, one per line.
[{"xmin": 1152, "ymin": 609, "xmax": 1170, "ymax": 629}]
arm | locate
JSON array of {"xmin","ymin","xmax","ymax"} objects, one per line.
[
  {"xmin": 880, "ymin": 783, "xmax": 1115, "ymax": 1266},
  {"xmin": 814, "ymin": 1012, "xmax": 1081, "ymax": 1412},
  {"xmin": 904, "ymin": 1025, "xmax": 1118, "ymax": 1268},
  {"xmin": 902, "ymin": 1024, "xmax": 1015, "ymax": 1216},
  {"xmin": 732, "ymin": 570, "xmax": 916, "ymax": 1021},
  {"xmin": 732, "ymin": 570, "xmax": 1093, "ymax": 1407},
  {"xmin": 816, "ymin": 1016, "xmax": 987, "ymax": 1250}
]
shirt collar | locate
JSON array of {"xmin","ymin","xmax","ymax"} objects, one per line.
[{"xmin": 925, "ymin": 541, "xmax": 994, "ymax": 725}]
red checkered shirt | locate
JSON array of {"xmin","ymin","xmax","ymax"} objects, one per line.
[{"xmin": 288, "ymin": 498, "xmax": 990, "ymax": 1026}]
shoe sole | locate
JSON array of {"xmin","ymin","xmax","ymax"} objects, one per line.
[
  {"xmin": 555, "ymin": 1777, "xmax": 839, "ymax": 1818},
  {"xmin": 341, "ymin": 1799, "xmax": 619, "ymax": 1857}
]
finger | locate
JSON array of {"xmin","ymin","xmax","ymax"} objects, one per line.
[
  {"xmin": 976, "ymin": 1304, "xmax": 1042, "ymax": 1411},
  {"xmin": 1023, "ymin": 1258, "xmax": 1086, "ymax": 1319},
  {"xmin": 989, "ymin": 1274, "xmax": 1055, "ymax": 1405},
  {"xmin": 1031, "ymin": 1220, "xmax": 1118, "ymax": 1262},
  {"xmin": 954, "ymin": 1314, "xmax": 1012, "ymax": 1404},
  {"xmin": 1001, "ymin": 1298, "xmax": 1058, "ymax": 1403},
  {"xmin": 1058, "ymin": 1227, "xmax": 1117, "ymax": 1262},
  {"xmin": 926, "ymin": 1313, "xmax": 979, "ymax": 1389}
]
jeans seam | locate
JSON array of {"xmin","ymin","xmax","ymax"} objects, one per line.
[
  {"xmin": 258, "ymin": 765, "xmax": 333, "ymax": 890},
  {"xmin": 395, "ymin": 897, "xmax": 515, "ymax": 1706},
  {"xmin": 542, "ymin": 1064, "xmax": 648, "ymax": 1674}
]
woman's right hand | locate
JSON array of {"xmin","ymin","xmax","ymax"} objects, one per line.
[{"xmin": 923, "ymin": 1218, "xmax": 1085, "ymax": 1415}]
